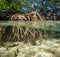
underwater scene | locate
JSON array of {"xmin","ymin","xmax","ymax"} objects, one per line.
[{"xmin": 0, "ymin": 21, "xmax": 60, "ymax": 57}]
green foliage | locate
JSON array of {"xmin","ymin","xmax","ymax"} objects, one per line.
[
  {"xmin": 55, "ymin": 0, "xmax": 60, "ymax": 3},
  {"xmin": 0, "ymin": 0, "xmax": 7, "ymax": 10},
  {"xmin": 47, "ymin": 0, "xmax": 60, "ymax": 5},
  {"xmin": 0, "ymin": 0, "xmax": 60, "ymax": 13},
  {"xmin": 0, "ymin": 0, "xmax": 31, "ymax": 13}
]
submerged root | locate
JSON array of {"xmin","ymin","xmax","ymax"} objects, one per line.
[{"xmin": 1, "ymin": 26, "xmax": 52, "ymax": 45}]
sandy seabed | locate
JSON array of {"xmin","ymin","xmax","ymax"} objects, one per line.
[{"xmin": 0, "ymin": 39, "xmax": 60, "ymax": 57}]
